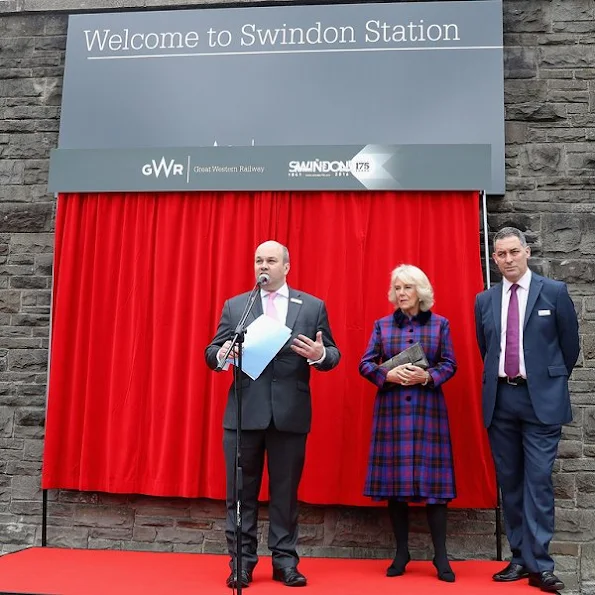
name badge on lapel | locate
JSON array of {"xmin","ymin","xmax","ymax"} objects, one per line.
[
  {"xmin": 538, "ymin": 309, "xmax": 551, "ymax": 316},
  {"xmin": 290, "ymin": 298, "xmax": 303, "ymax": 305}
]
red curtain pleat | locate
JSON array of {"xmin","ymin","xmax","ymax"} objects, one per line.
[{"xmin": 42, "ymin": 191, "xmax": 496, "ymax": 508}]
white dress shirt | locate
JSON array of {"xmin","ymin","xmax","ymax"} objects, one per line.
[
  {"xmin": 260, "ymin": 283, "xmax": 289, "ymax": 324},
  {"xmin": 499, "ymin": 269, "xmax": 531, "ymax": 378},
  {"xmin": 262, "ymin": 283, "xmax": 325, "ymax": 365}
]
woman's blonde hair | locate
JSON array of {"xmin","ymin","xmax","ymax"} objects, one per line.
[{"xmin": 388, "ymin": 264, "xmax": 435, "ymax": 312}]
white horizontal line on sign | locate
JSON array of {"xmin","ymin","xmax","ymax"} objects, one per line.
[{"xmin": 87, "ymin": 45, "xmax": 503, "ymax": 60}]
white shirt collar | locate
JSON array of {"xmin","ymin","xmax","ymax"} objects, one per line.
[
  {"xmin": 260, "ymin": 282, "xmax": 289, "ymax": 298},
  {"xmin": 503, "ymin": 268, "xmax": 531, "ymax": 292}
]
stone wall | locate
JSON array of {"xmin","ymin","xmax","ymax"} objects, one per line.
[{"xmin": 0, "ymin": 1, "xmax": 593, "ymax": 593}]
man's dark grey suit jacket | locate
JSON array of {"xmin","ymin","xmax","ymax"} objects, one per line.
[{"xmin": 205, "ymin": 286, "xmax": 341, "ymax": 434}]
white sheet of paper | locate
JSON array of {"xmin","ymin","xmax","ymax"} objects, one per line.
[{"xmin": 230, "ymin": 315, "xmax": 292, "ymax": 380}]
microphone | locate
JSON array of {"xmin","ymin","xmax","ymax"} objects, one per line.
[{"xmin": 257, "ymin": 273, "xmax": 270, "ymax": 286}]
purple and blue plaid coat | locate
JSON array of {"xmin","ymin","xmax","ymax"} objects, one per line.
[{"xmin": 359, "ymin": 309, "xmax": 457, "ymax": 503}]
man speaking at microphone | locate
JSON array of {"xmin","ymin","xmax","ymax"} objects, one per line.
[{"xmin": 205, "ymin": 240, "xmax": 341, "ymax": 589}]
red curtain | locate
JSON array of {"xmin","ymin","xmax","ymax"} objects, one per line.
[{"xmin": 42, "ymin": 191, "xmax": 496, "ymax": 508}]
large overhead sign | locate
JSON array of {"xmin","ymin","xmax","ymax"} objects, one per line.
[{"xmin": 49, "ymin": 0, "xmax": 504, "ymax": 193}]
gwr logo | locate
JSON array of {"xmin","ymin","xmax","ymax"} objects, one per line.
[{"xmin": 142, "ymin": 157, "xmax": 184, "ymax": 178}]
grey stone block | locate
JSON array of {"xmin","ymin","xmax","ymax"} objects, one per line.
[
  {"xmin": 0, "ymin": 161, "xmax": 25, "ymax": 185},
  {"xmin": 155, "ymin": 526, "xmax": 204, "ymax": 545},
  {"xmin": 5, "ymin": 460, "xmax": 41, "ymax": 475},
  {"xmin": 121, "ymin": 540, "xmax": 174, "ymax": 552},
  {"xmin": 9, "ymin": 233, "xmax": 54, "ymax": 254},
  {"xmin": 0, "ymin": 407, "xmax": 15, "ymax": 437},
  {"xmin": 0, "ymin": 203, "xmax": 53, "ymax": 232},
  {"xmin": 203, "ymin": 539, "xmax": 228, "ymax": 555},
  {"xmin": 15, "ymin": 403, "xmax": 46, "ymax": 423},
  {"xmin": 521, "ymin": 145, "xmax": 563, "ymax": 175},
  {"xmin": 73, "ymin": 505, "xmax": 134, "ymax": 528},
  {"xmin": 503, "ymin": 2, "xmax": 550, "ymax": 34},
  {"xmin": 172, "ymin": 543, "xmax": 203, "ymax": 553},
  {"xmin": 8, "ymin": 349, "xmax": 47, "ymax": 371},
  {"xmin": 89, "ymin": 527, "xmax": 133, "ymax": 539},
  {"xmin": 550, "ymin": 541, "xmax": 579, "ymax": 556},
  {"xmin": 504, "ymin": 47, "xmax": 538, "ymax": 79},
  {"xmin": 47, "ymin": 526, "xmax": 88, "ymax": 548},
  {"xmin": 135, "ymin": 515, "xmax": 178, "ymax": 528},
  {"xmin": 541, "ymin": 214, "xmax": 581, "ymax": 253},
  {"xmin": 585, "ymin": 335, "xmax": 595, "ymax": 361},
  {"xmin": 11, "ymin": 313, "xmax": 50, "ymax": 326},
  {"xmin": 541, "ymin": 45, "xmax": 595, "ymax": 69},
  {"xmin": 132, "ymin": 526, "xmax": 158, "ymax": 542},
  {"xmin": 577, "ymin": 493, "xmax": 595, "ymax": 509},
  {"xmin": 552, "ymin": 0, "xmax": 595, "ymax": 23},
  {"xmin": 554, "ymin": 473, "xmax": 576, "ymax": 500},
  {"xmin": 23, "ymin": 438, "xmax": 42, "ymax": 460},
  {"xmin": 0, "ymin": 291, "xmax": 21, "ymax": 314},
  {"xmin": 0, "ymin": 521, "xmax": 36, "ymax": 545},
  {"xmin": 34, "ymin": 36, "xmax": 66, "ymax": 51},
  {"xmin": 11, "ymin": 475, "xmax": 40, "ymax": 500},
  {"xmin": 561, "ymin": 459, "xmax": 595, "ymax": 472},
  {"xmin": 550, "ymin": 260, "xmax": 595, "ymax": 283},
  {"xmin": 585, "ymin": 409, "xmax": 595, "ymax": 443},
  {"xmin": 556, "ymin": 509, "xmax": 595, "ymax": 542},
  {"xmin": 506, "ymin": 102, "xmax": 566, "ymax": 122}
]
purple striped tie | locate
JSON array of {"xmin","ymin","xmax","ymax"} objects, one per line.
[{"xmin": 504, "ymin": 284, "xmax": 520, "ymax": 378}]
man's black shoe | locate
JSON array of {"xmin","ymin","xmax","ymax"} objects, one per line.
[
  {"xmin": 226, "ymin": 568, "xmax": 253, "ymax": 589},
  {"xmin": 493, "ymin": 562, "xmax": 529, "ymax": 582},
  {"xmin": 528, "ymin": 570, "xmax": 565, "ymax": 592},
  {"xmin": 272, "ymin": 566, "xmax": 307, "ymax": 587}
]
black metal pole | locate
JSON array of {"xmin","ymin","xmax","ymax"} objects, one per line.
[
  {"xmin": 42, "ymin": 489, "xmax": 48, "ymax": 547},
  {"xmin": 234, "ymin": 334, "xmax": 244, "ymax": 595},
  {"xmin": 216, "ymin": 282, "xmax": 262, "ymax": 594},
  {"xmin": 495, "ymin": 488, "xmax": 503, "ymax": 561}
]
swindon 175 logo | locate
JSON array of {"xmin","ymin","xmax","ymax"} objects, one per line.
[
  {"xmin": 288, "ymin": 159, "xmax": 351, "ymax": 178},
  {"xmin": 142, "ymin": 157, "xmax": 185, "ymax": 178},
  {"xmin": 287, "ymin": 158, "xmax": 374, "ymax": 178}
]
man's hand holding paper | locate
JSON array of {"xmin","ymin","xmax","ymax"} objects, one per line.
[{"xmin": 229, "ymin": 314, "xmax": 291, "ymax": 380}]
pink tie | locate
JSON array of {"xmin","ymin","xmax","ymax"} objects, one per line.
[
  {"xmin": 266, "ymin": 291, "xmax": 279, "ymax": 320},
  {"xmin": 504, "ymin": 284, "xmax": 520, "ymax": 378}
]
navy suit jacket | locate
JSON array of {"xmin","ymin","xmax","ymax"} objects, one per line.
[
  {"xmin": 205, "ymin": 287, "xmax": 340, "ymax": 433},
  {"xmin": 474, "ymin": 272, "xmax": 580, "ymax": 427}
]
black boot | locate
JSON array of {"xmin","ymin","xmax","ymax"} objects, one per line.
[
  {"xmin": 426, "ymin": 504, "xmax": 455, "ymax": 582},
  {"xmin": 386, "ymin": 499, "xmax": 411, "ymax": 577}
]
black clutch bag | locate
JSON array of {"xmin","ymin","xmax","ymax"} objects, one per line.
[{"xmin": 379, "ymin": 342, "xmax": 429, "ymax": 371}]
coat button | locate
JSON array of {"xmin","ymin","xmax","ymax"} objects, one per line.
[
  {"xmin": 405, "ymin": 395, "xmax": 412, "ymax": 402},
  {"xmin": 407, "ymin": 339, "xmax": 413, "ymax": 343}
]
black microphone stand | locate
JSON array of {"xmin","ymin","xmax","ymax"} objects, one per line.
[{"xmin": 216, "ymin": 279, "xmax": 264, "ymax": 594}]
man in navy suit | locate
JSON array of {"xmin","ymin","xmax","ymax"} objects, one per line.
[
  {"xmin": 205, "ymin": 240, "xmax": 340, "ymax": 589},
  {"xmin": 475, "ymin": 227, "xmax": 579, "ymax": 593}
]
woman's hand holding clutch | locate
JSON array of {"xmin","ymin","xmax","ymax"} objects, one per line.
[{"xmin": 387, "ymin": 364, "xmax": 430, "ymax": 386}]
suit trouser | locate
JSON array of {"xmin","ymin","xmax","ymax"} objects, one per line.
[
  {"xmin": 223, "ymin": 424, "xmax": 307, "ymax": 571},
  {"xmin": 488, "ymin": 382, "xmax": 561, "ymax": 573}
]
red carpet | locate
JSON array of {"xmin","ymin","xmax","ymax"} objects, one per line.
[{"xmin": 0, "ymin": 548, "xmax": 540, "ymax": 595}]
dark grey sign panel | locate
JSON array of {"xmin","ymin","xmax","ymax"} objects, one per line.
[
  {"xmin": 48, "ymin": 144, "xmax": 491, "ymax": 192},
  {"xmin": 53, "ymin": 1, "xmax": 504, "ymax": 193}
]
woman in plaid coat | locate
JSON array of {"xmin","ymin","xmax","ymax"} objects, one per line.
[{"xmin": 359, "ymin": 264, "xmax": 457, "ymax": 582}]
